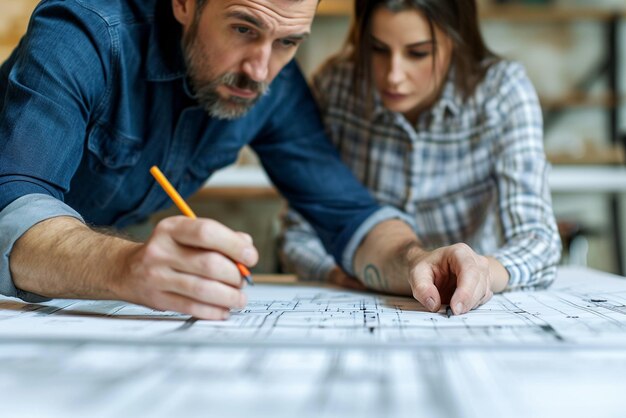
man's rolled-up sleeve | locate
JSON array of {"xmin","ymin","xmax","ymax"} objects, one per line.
[
  {"xmin": 0, "ymin": 2, "xmax": 111, "ymax": 300},
  {"xmin": 0, "ymin": 194, "xmax": 84, "ymax": 302}
]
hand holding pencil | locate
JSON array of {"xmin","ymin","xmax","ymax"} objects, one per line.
[
  {"xmin": 113, "ymin": 167, "xmax": 258, "ymax": 320},
  {"xmin": 150, "ymin": 166, "xmax": 254, "ymax": 286}
]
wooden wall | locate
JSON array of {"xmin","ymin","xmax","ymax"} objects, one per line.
[{"xmin": 0, "ymin": 0, "xmax": 39, "ymax": 62}]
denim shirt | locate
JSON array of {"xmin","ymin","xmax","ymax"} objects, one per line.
[{"xmin": 0, "ymin": 0, "xmax": 407, "ymax": 301}]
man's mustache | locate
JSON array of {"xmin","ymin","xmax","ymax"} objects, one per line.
[{"xmin": 220, "ymin": 73, "xmax": 269, "ymax": 96}]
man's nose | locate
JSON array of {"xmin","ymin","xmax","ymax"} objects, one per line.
[{"xmin": 242, "ymin": 43, "xmax": 271, "ymax": 82}]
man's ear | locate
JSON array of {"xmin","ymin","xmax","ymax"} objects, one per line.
[{"xmin": 172, "ymin": 0, "xmax": 195, "ymax": 26}]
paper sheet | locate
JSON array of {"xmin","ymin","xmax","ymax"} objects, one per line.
[
  {"xmin": 0, "ymin": 342, "xmax": 623, "ymax": 418},
  {"xmin": 1, "ymin": 266, "xmax": 626, "ymax": 347},
  {"xmin": 1, "ymin": 267, "xmax": 625, "ymax": 417}
]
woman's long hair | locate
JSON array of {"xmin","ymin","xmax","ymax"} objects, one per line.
[{"xmin": 345, "ymin": 0, "xmax": 499, "ymax": 102}]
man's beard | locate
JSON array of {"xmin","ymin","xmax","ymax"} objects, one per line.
[{"xmin": 182, "ymin": 23, "xmax": 269, "ymax": 120}]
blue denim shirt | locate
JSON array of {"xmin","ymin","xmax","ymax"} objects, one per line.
[{"xmin": 0, "ymin": 0, "xmax": 407, "ymax": 301}]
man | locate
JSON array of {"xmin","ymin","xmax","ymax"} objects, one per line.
[{"xmin": 0, "ymin": 0, "xmax": 497, "ymax": 320}]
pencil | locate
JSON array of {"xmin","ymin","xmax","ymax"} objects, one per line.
[
  {"xmin": 149, "ymin": 165, "xmax": 254, "ymax": 286},
  {"xmin": 446, "ymin": 305, "xmax": 453, "ymax": 318}
]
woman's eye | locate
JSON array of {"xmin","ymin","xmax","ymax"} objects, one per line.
[
  {"xmin": 409, "ymin": 51, "xmax": 430, "ymax": 59},
  {"xmin": 372, "ymin": 45, "xmax": 388, "ymax": 54}
]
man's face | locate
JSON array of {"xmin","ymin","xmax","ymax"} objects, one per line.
[{"xmin": 180, "ymin": 0, "xmax": 316, "ymax": 119}]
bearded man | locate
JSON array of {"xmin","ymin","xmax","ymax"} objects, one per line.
[{"xmin": 0, "ymin": 0, "xmax": 495, "ymax": 319}]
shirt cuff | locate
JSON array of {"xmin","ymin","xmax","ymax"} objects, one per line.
[
  {"xmin": 0, "ymin": 194, "xmax": 84, "ymax": 302},
  {"xmin": 341, "ymin": 206, "xmax": 415, "ymax": 276}
]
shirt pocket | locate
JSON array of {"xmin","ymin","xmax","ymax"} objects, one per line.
[{"xmin": 85, "ymin": 123, "xmax": 143, "ymax": 208}]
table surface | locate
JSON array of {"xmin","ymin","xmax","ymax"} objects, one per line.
[{"xmin": 1, "ymin": 266, "xmax": 625, "ymax": 418}]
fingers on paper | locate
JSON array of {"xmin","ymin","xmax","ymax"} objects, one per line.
[
  {"xmin": 410, "ymin": 265, "xmax": 441, "ymax": 313},
  {"xmin": 448, "ymin": 247, "xmax": 490, "ymax": 314},
  {"xmin": 166, "ymin": 272, "xmax": 247, "ymax": 310},
  {"xmin": 152, "ymin": 291, "xmax": 231, "ymax": 320}
]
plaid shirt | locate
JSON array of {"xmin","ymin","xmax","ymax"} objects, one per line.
[{"xmin": 279, "ymin": 58, "xmax": 562, "ymax": 291}]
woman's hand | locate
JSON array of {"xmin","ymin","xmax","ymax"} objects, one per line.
[{"xmin": 407, "ymin": 243, "xmax": 509, "ymax": 315}]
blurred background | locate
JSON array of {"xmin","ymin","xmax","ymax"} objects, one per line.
[{"xmin": 2, "ymin": 0, "xmax": 626, "ymax": 276}]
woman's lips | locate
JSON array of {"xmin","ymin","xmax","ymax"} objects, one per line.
[{"xmin": 383, "ymin": 90, "xmax": 408, "ymax": 101}]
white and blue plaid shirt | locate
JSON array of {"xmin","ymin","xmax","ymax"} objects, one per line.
[{"xmin": 279, "ymin": 58, "xmax": 562, "ymax": 291}]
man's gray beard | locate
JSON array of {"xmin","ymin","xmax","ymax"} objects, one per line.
[
  {"xmin": 182, "ymin": 27, "xmax": 269, "ymax": 120},
  {"xmin": 192, "ymin": 73, "xmax": 269, "ymax": 120}
]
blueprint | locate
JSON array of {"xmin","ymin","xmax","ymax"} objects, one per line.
[
  {"xmin": 0, "ymin": 341, "xmax": 623, "ymax": 418},
  {"xmin": 1, "ymin": 266, "xmax": 625, "ymax": 418},
  {"xmin": 1, "ymin": 267, "xmax": 626, "ymax": 347}
]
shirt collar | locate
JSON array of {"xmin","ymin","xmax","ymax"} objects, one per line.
[
  {"xmin": 145, "ymin": 0, "xmax": 187, "ymax": 82},
  {"xmin": 431, "ymin": 67, "xmax": 462, "ymax": 119}
]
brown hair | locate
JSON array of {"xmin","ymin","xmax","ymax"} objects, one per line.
[
  {"xmin": 196, "ymin": 0, "xmax": 208, "ymax": 10},
  {"xmin": 195, "ymin": 0, "xmax": 313, "ymax": 13},
  {"xmin": 348, "ymin": 0, "xmax": 498, "ymax": 102}
]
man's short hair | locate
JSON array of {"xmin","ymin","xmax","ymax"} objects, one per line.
[
  {"xmin": 195, "ymin": 0, "xmax": 313, "ymax": 13},
  {"xmin": 196, "ymin": 0, "xmax": 208, "ymax": 12}
]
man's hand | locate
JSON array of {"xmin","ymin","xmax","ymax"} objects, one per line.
[
  {"xmin": 11, "ymin": 216, "xmax": 257, "ymax": 320},
  {"xmin": 116, "ymin": 216, "xmax": 258, "ymax": 320},
  {"xmin": 407, "ymin": 243, "xmax": 507, "ymax": 315}
]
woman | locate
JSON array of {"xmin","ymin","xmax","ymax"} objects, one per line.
[{"xmin": 279, "ymin": 0, "xmax": 561, "ymax": 310}]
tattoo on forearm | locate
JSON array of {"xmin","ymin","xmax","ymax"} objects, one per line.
[{"xmin": 363, "ymin": 264, "xmax": 388, "ymax": 290}]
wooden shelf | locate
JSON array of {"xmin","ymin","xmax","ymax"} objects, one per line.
[
  {"xmin": 253, "ymin": 274, "xmax": 298, "ymax": 284},
  {"xmin": 540, "ymin": 92, "xmax": 620, "ymax": 111},
  {"xmin": 193, "ymin": 186, "xmax": 279, "ymax": 200},
  {"xmin": 196, "ymin": 164, "xmax": 626, "ymax": 198},
  {"xmin": 317, "ymin": 0, "xmax": 352, "ymax": 16},
  {"xmin": 195, "ymin": 166, "xmax": 280, "ymax": 199},
  {"xmin": 479, "ymin": 5, "xmax": 623, "ymax": 22},
  {"xmin": 549, "ymin": 165, "xmax": 626, "ymax": 193},
  {"xmin": 316, "ymin": 1, "xmax": 626, "ymax": 21}
]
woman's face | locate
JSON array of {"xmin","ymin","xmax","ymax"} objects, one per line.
[{"xmin": 370, "ymin": 7, "xmax": 453, "ymax": 121}]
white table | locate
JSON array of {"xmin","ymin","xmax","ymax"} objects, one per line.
[{"xmin": 0, "ymin": 267, "xmax": 625, "ymax": 418}]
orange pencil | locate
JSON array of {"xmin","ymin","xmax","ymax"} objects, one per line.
[{"xmin": 149, "ymin": 165, "xmax": 254, "ymax": 285}]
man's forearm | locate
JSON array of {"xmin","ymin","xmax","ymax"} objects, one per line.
[
  {"xmin": 10, "ymin": 216, "xmax": 136, "ymax": 300},
  {"xmin": 353, "ymin": 219, "xmax": 419, "ymax": 295}
]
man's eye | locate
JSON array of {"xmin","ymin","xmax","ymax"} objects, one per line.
[
  {"xmin": 234, "ymin": 26, "xmax": 251, "ymax": 35},
  {"xmin": 278, "ymin": 39, "xmax": 297, "ymax": 48}
]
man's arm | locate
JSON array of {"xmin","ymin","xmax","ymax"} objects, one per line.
[
  {"xmin": 11, "ymin": 215, "xmax": 257, "ymax": 319},
  {"xmin": 353, "ymin": 219, "xmax": 509, "ymax": 315}
]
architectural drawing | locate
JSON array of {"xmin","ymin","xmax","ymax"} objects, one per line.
[
  {"xmin": 0, "ymin": 341, "xmax": 623, "ymax": 418},
  {"xmin": 0, "ymin": 267, "xmax": 625, "ymax": 347},
  {"xmin": 1, "ymin": 267, "xmax": 625, "ymax": 417}
]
